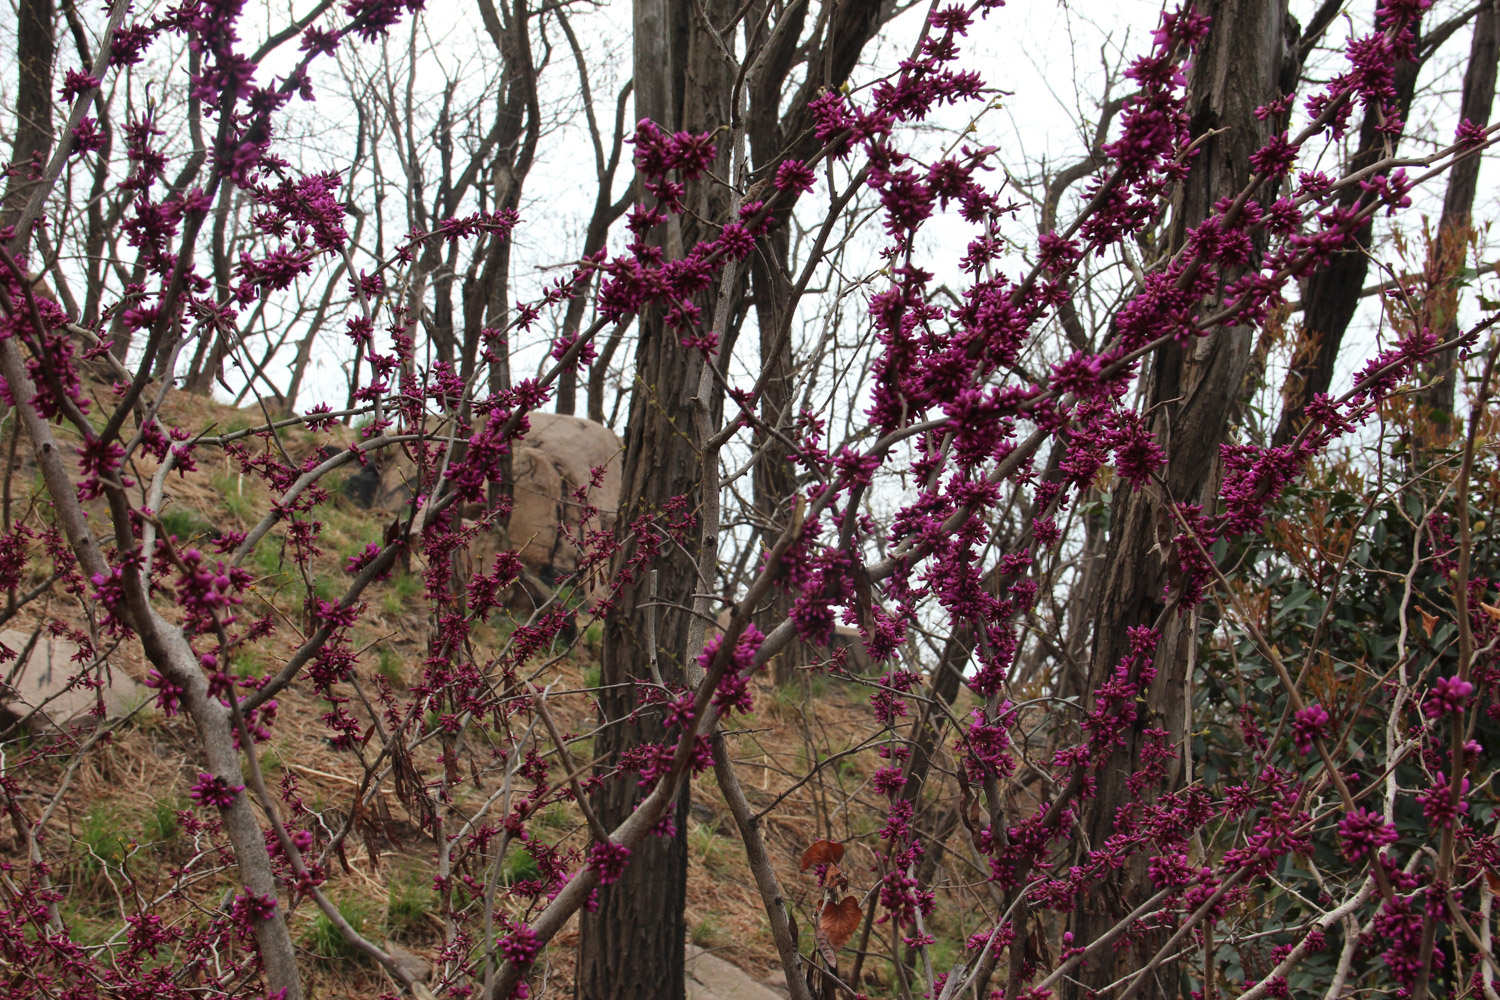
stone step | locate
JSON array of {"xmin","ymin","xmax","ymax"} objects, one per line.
[{"xmin": 685, "ymin": 945, "xmax": 789, "ymax": 1000}]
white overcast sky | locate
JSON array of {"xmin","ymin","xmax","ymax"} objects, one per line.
[{"xmin": 215, "ymin": 0, "xmax": 1495, "ymax": 416}]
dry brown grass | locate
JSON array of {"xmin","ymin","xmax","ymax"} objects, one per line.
[{"xmin": 1, "ymin": 384, "xmax": 982, "ymax": 999}]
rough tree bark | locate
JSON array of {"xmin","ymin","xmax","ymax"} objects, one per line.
[
  {"xmin": 1064, "ymin": 2, "xmax": 1291, "ymax": 995},
  {"xmin": 574, "ymin": 1, "xmax": 735, "ymax": 996}
]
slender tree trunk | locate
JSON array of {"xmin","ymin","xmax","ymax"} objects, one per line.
[
  {"xmin": 284, "ymin": 249, "xmax": 355, "ymax": 409},
  {"xmin": 741, "ymin": 0, "xmax": 886, "ymax": 683},
  {"xmin": 556, "ymin": 194, "xmax": 628, "ymax": 415},
  {"xmin": 183, "ymin": 185, "xmax": 238, "ymax": 393},
  {"xmin": 1065, "ymin": 3, "xmax": 1290, "ymax": 995},
  {"xmin": 477, "ymin": 227, "xmax": 515, "ymax": 518},
  {"xmin": 587, "ymin": 321, "xmax": 628, "ymax": 424},
  {"xmin": 749, "ymin": 234, "xmax": 803, "ymax": 684},
  {"xmin": 1059, "ymin": 493, "xmax": 1108, "ymax": 703},
  {"xmin": 1, "ymin": 0, "xmax": 54, "ymax": 239},
  {"xmin": 1273, "ymin": 4, "xmax": 1422, "ymax": 447},
  {"xmin": 1416, "ymin": 0, "xmax": 1499, "ymax": 425},
  {"xmin": 744, "ymin": 0, "xmax": 805, "ymax": 685}
]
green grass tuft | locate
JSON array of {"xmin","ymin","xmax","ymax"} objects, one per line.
[
  {"xmin": 690, "ymin": 914, "xmax": 726, "ymax": 948},
  {"xmin": 386, "ymin": 873, "xmax": 434, "ymax": 941},
  {"xmin": 302, "ymin": 896, "xmax": 375, "ymax": 962},
  {"xmin": 72, "ymin": 805, "xmax": 130, "ymax": 884},
  {"xmin": 502, "ymin": 846, "xmax": 542, "ymax": 885},
  {"xmin": 158, "ymin": 506, "xmax": 213, "ymax": 542},
  {"xmin": 211, "ymin": 472, "xmax": 255, "ymax": 521}
]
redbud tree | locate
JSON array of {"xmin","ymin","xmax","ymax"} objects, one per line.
[{"xmin": 0, "ymin": 2, "xmax": 1497, "ymax": 1000}]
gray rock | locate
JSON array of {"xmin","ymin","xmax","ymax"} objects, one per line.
[
  {"xmin": 384, "ymin": 940, "xmax": 432, "ymax": 984},
  {"xmin": 686, "ymin": 944, "xmax": 789, "ymax": 1000},
  {"xmin": 348, "ymin": 413, "xmax": 623, "ymax": 605},
  {"xmin": 0, "ymin": 628, "xmax": 148, "ymax": 732}
]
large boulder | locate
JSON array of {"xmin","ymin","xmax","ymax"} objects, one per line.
[
  {"xmin": 0, "ymin": 628, "xmax": 148, "ymax": 732},
  {"xmin": 508, "ymin": 413, "xmax": 623, "ymax": 585},
  {"xmin": 506, "ymin": 444, "xmax": 568, "ymax": 576},
  {"xmin": 344, "ymin": 413, "xmax": 623, "ymax": 596}
]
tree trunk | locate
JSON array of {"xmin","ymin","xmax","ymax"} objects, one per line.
[
  {"xmin": 1273, "ymin": 4, "xmax": 1422, "ymax": 447},
  {"xmin": 575, "ymin": 2, "xmax": 734, "ymax": 996},
  {"xmin": 1065, "ymin": 3, "xmax": 1290, "ymax": 995},
  {"xmin": 742, "ymin": 0, "xmax": 887, "ymax": 683},
  {"xmin": 750, "ymin": 232, "xmax": 803, "ymax": 684},
  {"xmin": 1, "ymin": 0, "xmax": 54, "ymax": 238},
  {"xmin": 1416, "ymin": 0, "xmax": 1499, "ymax": 425}
]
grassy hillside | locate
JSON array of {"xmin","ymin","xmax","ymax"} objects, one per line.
[{"xmin": 0, "ymin": 386, "xmax": 985, "ymax": 999}]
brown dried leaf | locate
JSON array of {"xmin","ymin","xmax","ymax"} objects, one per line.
[
  {"xmin": 1420, "ymin": 608, "xmax": 1438, "ymax": 639},
  {"xmin": 800, "ymin": 839, "xmax": 845, "ymax": 871},
  {"xmin": 819, "ymin": 896, "xmax": 862, "ymax": 951}
]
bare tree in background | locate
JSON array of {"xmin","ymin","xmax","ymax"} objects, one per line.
[
  {"xmin": 1, "ymin": 0, "xmax": 54, "ymax": 235},
  {"xmin": 1415, "ymin": 0, "xmax": 1499, "ymax": 424}
]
